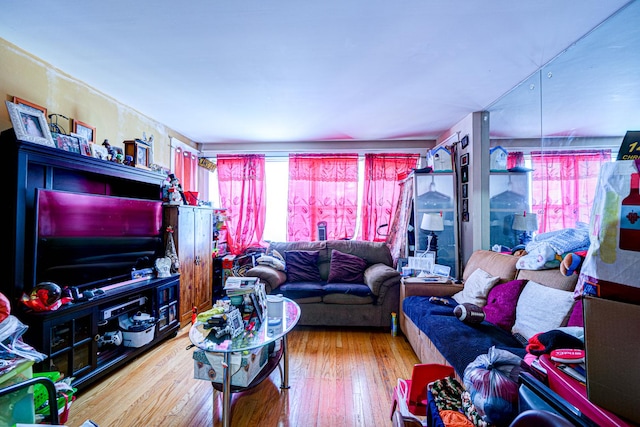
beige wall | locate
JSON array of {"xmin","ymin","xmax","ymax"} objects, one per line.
[{"xmin": 0, "ymin": 37, "xmax": 196, "ymax": 169}]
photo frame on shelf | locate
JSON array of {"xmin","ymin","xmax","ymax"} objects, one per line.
[
  {"xmin": 72, "ymin": 119, "xmax": 96, "ymax": 143},
  {"xmin": 89, "ymin": 142, "xmax": 108, "ymax": 160},
  {"xmin": 12, "ymin": 96, "xmax": 47, "ymax": 117},
  {"xmin": 460, "ymin": 153, "xmax": 469, "ymax": 167},
  {"xmin": 5, "ymin": 100, "xmax": 55, "ymax": 147},
  {"xmin": 51, "ymin": 132, "xmax": 81, "ymax": 154},
  {"xmin": 71, "ymin": 132, "xmax": 92, "ymax": 156}
]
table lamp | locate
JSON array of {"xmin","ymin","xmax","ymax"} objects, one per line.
[
  {"xmin": 420, "ymin": 213, "xmax": 445, "ymax": 258},
  {"xmin": 512, "ymin": 211, "xmax": 538, "ymax": 245}
]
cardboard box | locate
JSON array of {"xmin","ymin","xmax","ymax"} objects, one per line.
[
  {"xmin": 193, "ymin": 345, "xmax": 268, "ymax": 387},
  {"xmin": 584, "ymin": 296, "xmax": 640, "ymax": 424}
]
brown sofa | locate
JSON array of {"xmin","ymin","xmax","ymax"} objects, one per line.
[
  {"xmin": 400, "ymin": 250, "xmax": 579, "ymax": 380},
  {"xmin": 245, "ymin": 240, "xmax": 401, "ymax": 327}
]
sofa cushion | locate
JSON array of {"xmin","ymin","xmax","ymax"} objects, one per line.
[
  {"xmin": 324, "ymin": 283, "xmax": 372, "ymax": 296},
  {"xmin": 566, "ymin": 298, "xmax": 583, "ymax": 327},
  {"xmin": 452, "ymin": 268, "xmax": 500, "ymax": 307},
  {"xmin": 278, "ymin": 282, "xmax": 325, "ymax": 299},
  {"xmin": 483, "ymin": 279, "xmax": 527, "ymax": 331},
  {"xmin": 327, "ymin": 250, "xmax": 367, "ymax": 283},
  {"xmin": 285, "ymin": 250, "xmax": 322, "ymax": 282},
  {"xmin": 511, "ymin": 281, "xmax": 575, "ymax": 340},
  {"xmin": 403, "ymin": 296, "xmax": 525, "ymax": 376}
]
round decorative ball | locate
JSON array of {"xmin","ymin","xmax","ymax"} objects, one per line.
[{"xmin": 453, "ymin": 303, "xmax": 485, "ymax": 323}]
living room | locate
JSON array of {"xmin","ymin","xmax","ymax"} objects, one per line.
[{"xmin": 1, "ymin": 2, "xmax": 639, "ymax": 426}]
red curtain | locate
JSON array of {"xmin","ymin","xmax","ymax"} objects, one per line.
[
  {"xmin": 287, "ymin": 153, "xmax": 359, "ymax": 241},
  {"xmin": 173, "ymin": 147, "xmax": 198, "ymax": 192},
  {"xmin": 531, "ymin": 150, "xmax": 611, "ymax": 233},
  {"xmin": 361, "ymin": 153, "xmax": 419, "ymax": 241},
  {"xmin": 217, "ymin": 155, "xmax": 266, "ymax": 254}
]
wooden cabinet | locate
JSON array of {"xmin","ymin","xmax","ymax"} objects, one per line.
[{"xmin": 163, "ymin": 206, "xmax": 214, "ymax": 326}]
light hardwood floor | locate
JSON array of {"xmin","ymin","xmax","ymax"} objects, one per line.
[{"xmin": 65, "ymin": 325, "xmax": 419, "ymax": 427}]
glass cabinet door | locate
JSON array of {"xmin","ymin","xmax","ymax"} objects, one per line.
[
  {"xmin": 489, "ymin": 171, "xmax": 531, "ymax": 251},
  {"xmin": 413, "ymin": 171, "xmax": 459, "ymax": 277}
]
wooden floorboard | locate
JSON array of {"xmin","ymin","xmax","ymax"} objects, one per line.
[{"xmin": 64, "ymin": 325, "xmax": 419, "ymax": 427}]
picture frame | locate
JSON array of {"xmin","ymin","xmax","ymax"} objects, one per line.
[
  {"xmin": 71, "ymin": 132, "xmax": 92, "ymax": 156},
  {"xmin": 462, "ymin": 183, "xmax": 468, "ymax": 199},
  {"xmin": 462, "ymin": 212, "xmax": 469, "ymax": 222},
  {"xmin": 461, "ymin": 165, "xmax": 469, "ymax": 183},
  {"xmin": 462, "ymin": 198, "xmax": 469, "ymax": 213},
  {"xmin": 72, "ymin": 119, "xmax": 96, "ymax": 143},
  {"xmin": 460, "ymin": 153, "xmax": 469, "ymax": 167},
  {"xmin": 5, "ymin": 100, "xmax": 55, "ymax": 147},
  {"xmin": 51, "ymin": 132, "xmax": 81, "ymax": 154},
  {"xmin": 12, "ymin": 96, "xmax": 47, "ymax": 117},
  {"xmin": 89, "ymin": 143, "xmax": 109, "ymax": 160},
  {"xmin": 461, "ymin": 134, "xmax": 469, "ymax": 149}
]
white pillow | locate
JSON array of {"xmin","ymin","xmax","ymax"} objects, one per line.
[
  {"xmin": 511, "ymin": 281, "xmax": 575, "ymax": 340},
  {"xmin": 452, "ymin": 268, "xmax": 499, "ymax": 307},
  {"xmin": 256, "ymin": 255, "xmax": 286, "ymax": 271}
]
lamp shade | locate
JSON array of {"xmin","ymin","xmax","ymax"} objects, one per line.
[
  {"xmin": 420, "ymin": 213, "xmax": 444, "ymax": 231},
  {"xmin": 512, "ymin": 212, "xmax": 538, "ymax": 231}
]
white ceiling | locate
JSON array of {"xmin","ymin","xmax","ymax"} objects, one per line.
[{"xmin": 0, "ymin": 1, "xmax": 634, "ymax": 146}]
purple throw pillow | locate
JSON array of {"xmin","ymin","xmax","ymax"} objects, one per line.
[
  {"xmin": 285, "ymin": 250, "xmax": 322, "ymax": 282},
  {"xmin": 327, "ymin": 250, "xmax": 367, "ymax": 284},
  {"xmin": 483, "ymin": 279, "xmax": 527, "ymax": 331},
  {"xmin": 566, "ymin": 298, "xmax": 584, "ymax": 327}
]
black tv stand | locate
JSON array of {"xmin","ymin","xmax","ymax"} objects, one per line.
[{"xmin": 3, "ymin": 132, "xmax": 181, "ymax": 391}]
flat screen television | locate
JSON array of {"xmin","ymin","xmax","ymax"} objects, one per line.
[{"xmin": 34, "ymin": 188, "xmax": 164, "ymax": 290}]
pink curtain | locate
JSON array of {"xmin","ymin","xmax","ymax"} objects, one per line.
[
  {"xmin": 507, "ymin": 151, "xmax": 524, "ymax": 169},
  {"xmin": 361, "ymin": 153, "xmax": 419, "ymax": 241},
  {"xmin": 217, "ymin": 155, "xmax": 266, "ymax": 254},
  {"xmin": 287, "ymin": 153, "xmax": 359, "ymax": 241},
  {"xmin": 173, "ymin": 147, "xmax": 198, "ymax": 191},
  {"xmin": 531, "ymin": 150, "xmax": 611, "ymax": 233}
]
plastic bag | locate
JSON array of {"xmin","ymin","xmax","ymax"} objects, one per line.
[
  {"xmin": 462, "ymin": 346, "xmax": 522, "ymax": 426},
  {"xmin": 0, "ymin": 315, "xmax": 47, "ymax": 375}
]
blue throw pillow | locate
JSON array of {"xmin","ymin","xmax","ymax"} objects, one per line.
[{"xmin": 285, "ymin": 250, "xmax": 322, "ymax": 282}]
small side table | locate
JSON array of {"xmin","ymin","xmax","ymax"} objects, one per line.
[{"xmin": 399, "ymin": 277, "xmax": 463, "ymax": 336}]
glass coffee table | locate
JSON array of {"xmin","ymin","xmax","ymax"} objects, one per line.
[{"xmin": 189, "ymin": 297, "xmax": 300, "ymax": 427}]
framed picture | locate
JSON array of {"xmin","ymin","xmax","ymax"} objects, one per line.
[
  {"xmin": 89, "ymin": 143, "xmax": 108, "ymax": 160},
  {"xmin": 71, "ymin": 132, "xmax": 92, "ymax": 156},
  {"xmin": 12, "ymin": 96, "xmax": 47, "ymax": 117},
  {"xmin": 461, "ymin": 135, "xmax": 469, "ymax": 149},
  {"xmin": 462, "ymin": 183, "xmax": 468, "ymax": 199},
  {"xmin": 461, "ymin": 165, "xmax": 469, "ymax": 183},
  {"xmin": 460, "ymin": 153, "xmax": 469, "ymax": 167},
  {"xmin": 5, "ymin": 100, "xmax": 55, "ymax": 147},
  {"xmin": 51, "ymin": 132, "xmax": 81, "ymax": 153},
  {"xmin": 462, "ymin": 198, "xmax": 469, "ymax": 213},
  {"xmin": 72, "ymin": 119, "xmax": 96, "ymax": 143},
  {"xmin": 124, "ymin": 139, "xmax": 151, "ymax": 168},
  {"xmin": 462, "ymin": 212, "xmax": 469, "ymax": 222}
]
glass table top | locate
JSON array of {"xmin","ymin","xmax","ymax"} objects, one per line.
[{"xmin": 189, "ymin": 297, "xmax": 300, "ymax": 353}]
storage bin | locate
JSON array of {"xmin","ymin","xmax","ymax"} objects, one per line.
[
  {"xmin": 193, "ymin": 346, "xmax": 268, "ymax": 387},
  {"xmin": 0, "ymin": 361, "xmax": 36, "ymax": 425}
]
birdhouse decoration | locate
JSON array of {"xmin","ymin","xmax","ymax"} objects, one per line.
[
  {"xmin": 427, "ymin": 147, "xmax": 452, "ymax": 172},
  {"xmin": 490, "ymin": 146, "xmax": 508, "ymax": 171}
]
